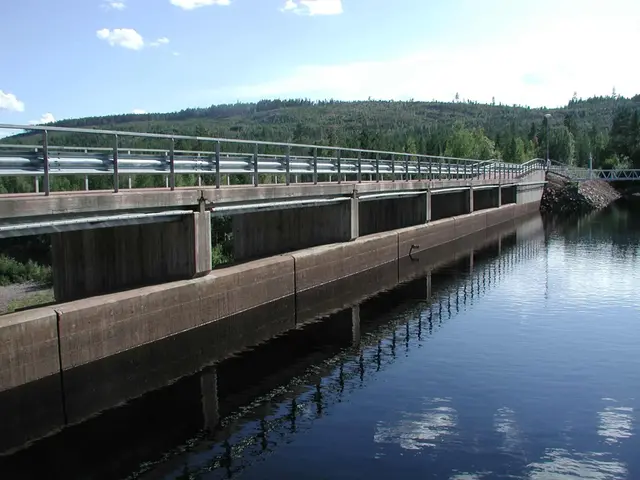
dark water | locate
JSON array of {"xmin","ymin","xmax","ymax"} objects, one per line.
[{"xmin": 1, "ymin": 204, "xmax": 639, "ymax": 480}]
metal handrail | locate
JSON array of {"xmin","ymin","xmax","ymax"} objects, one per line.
[{"xmin": 0, "ymin": 123, "xmax": 546, "ymax": 195}]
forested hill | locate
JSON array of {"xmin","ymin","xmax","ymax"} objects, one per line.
[{"xmin": 4, "ymin": 94, "xmax": 640, "ymax": 169}]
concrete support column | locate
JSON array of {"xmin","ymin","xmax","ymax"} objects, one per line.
[
  {"xmin": 201, "ymin": 369, "xmax": 220, "ymax": 433},
  {"xmin": 497, "ymin": 186, "xmax": 503, "ymax": 207},
  {"xmin": 350, "ymin": 190, "xmax": 359, "ymax": 240},
  {"xmin": 425, "ymin": 191, "xmax": 432, "ymax": 223},
  {"xmin": 468, "ymin": 187, "xmax": 474, "ymax": 213},
  {"xmin": 51, "ymin": 212, "xmax": 212, "ymax": 302}
]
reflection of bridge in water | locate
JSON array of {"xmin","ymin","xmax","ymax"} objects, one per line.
[
  {"xmin": 135, "ymin": 223, "xmax": 546, "ymax": 479},
  {"xmin": 0, "ymin": 215, "xmax": 545, "ymax": 480}
]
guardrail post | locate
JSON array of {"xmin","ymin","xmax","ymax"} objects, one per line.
[
  {"xmin": 34, "ymin": 177, "xmax": 39, "ymax": 193},
  {"xmin": 113, "ymin": 134, "xmax": 119, "ymax": 193},
  {"xmin": 285, "ymin": 145, "xmax": 291, "ymax": 186},
  {"xmin": 42, "ymin": 130, "xmax": 50, "ymax": 196},
  {"xmin": 417, "ymin": 156, "xmax": 422, "ymax": 181},
  {"xmin": 376, "ymin": 153, "xmax": 380, "ymax": 182},
  {"xmin": 391, "ymin": 154, "xmax": 395, "ymax": 182},
  {"xmin": 404, "ymin": 155, "xmax": 409, "ymax": 181},
  {"xmin": 169, "ymin": 137, "xmax": 176, "ymax": 190},
  {"xmin": 313, "ymin": 147, "xmax": 318, "ymax": 184},
  {"xmin": 215, "ymin": 141, "xmax": 221, "ymax": 188},
  {"xmin": 253, "ymin": 143, "xmax": 259, "ymax": 187},
  {"xmin": 337, "ymin": 149, "xmax": 342, "ymax": 184},
  {"xmin": 357, "ymin": 151, "xmax": 362, "ymax": 183}
]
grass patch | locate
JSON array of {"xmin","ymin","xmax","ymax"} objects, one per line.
[
  {"xmin": 0, "ymin": 255, "xmax": 52, "ymax": 286},
  {"xmin": 6, "ymin": 290, "xmax": 55, "ymax": 313}
]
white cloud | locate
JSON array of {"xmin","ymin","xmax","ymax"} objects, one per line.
[
  {"xmin": 172, "ymin": 51, "xmax": 180, "ymax": 56},
  {"xmin": 207, "ymin": 13, "xmax": 640, "ymax": 108},
  {"xmin": 29, "ymin": 113, "xmax": 56, "ymax": 125},
  {"xmin": 170, "ymin": 0, "xmax": 230, "ymax": 10},
  {"xmin": 149, "ymin": 37, "xmax": 170, "ymax": 47},
  {"xmin": 0, "ymin": 90, "xmax": 25, "ymax": 112},
  {"xmin": 282, "ymin": 0, "xmax": 343, "ymax": 15},
  {"xmin": 96, "ymin": 28, "xmax": 144, "ymax": 50},
  {"xmin": 132, "ymin": 109, "xmax": 147, "ymax": 114},
  {"xmin": 103, "ymin": 0, "xmax": 126, "ymax": 10}
]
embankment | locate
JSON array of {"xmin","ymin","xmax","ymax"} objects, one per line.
[{"xmin": 541, "ymin": 172, "xmax": 621, "ymax": 214}]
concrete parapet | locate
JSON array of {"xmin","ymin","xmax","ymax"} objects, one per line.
[
  {"xmin": 291, "ymin": 231, "xmax": 398, "ymax": 293},
  {"xmin": 454, "ymin": 211, "xmax": 488, "ymax": 239},
  {"xmin": 0, "ymin": 308, "xmax": 60, "ymax": 391},
  {"xmin": 56, "ymin": 255, "xmax": 295, "ymax": 369},
  {"xmin": 397, "ymin": 217, "xmax": 456, "ymax": 257}
]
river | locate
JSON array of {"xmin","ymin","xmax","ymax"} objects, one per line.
[{"xmin": 1, "ymin": 203, "xmax": 639, "ymax": 480}]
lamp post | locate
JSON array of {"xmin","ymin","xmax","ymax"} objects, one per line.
[{"xmin": 544, "ymin": 113, "xmax": 551, "ymax": 171}]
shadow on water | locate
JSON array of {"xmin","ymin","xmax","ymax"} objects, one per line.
[{"xmin": 0, "ymin": 212, "xmax": 546, "ymax": 480}]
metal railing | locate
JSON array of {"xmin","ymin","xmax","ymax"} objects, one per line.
[
  {"xmin": 0, "ymin": 124, "xmax": 546, "ymax": 195},
  {"xmin": 547, "ymin": 160, "xmax": 640, "ymax": 182}
]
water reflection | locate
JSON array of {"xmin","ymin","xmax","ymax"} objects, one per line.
[
  {"xmin": 2, "ymin": 204, "xmax": 640, "ymax": 480},
  {"xmin": 374, "ymin": 398, "xmax": 458, "ymax": 452}
]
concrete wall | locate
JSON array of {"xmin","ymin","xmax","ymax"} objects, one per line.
[
  {"xmin": 51, "ymin": 212, "xmax": 211, "ymax": 303},
  {"xmin": 473, "ymin": 188, "xmax": 501, "ymax": 211},
  {"xmin": 431, "ymin": 190, "xmax": 470, "ymax": 220},
  {"xmin": 359, "ymin": 195, "xmax": 427, "ymax": 236},
  {"xmin": 501, "ymin": 185, "xmax": 517, "ymax": 205},
  {"xmin": 232, "ymin": 201, "xmax": 355, "ymax": 262},
  {"xmin": 0, "ymin": 201, "xmax": 541, "ymax": 394},
  {"xmin": 517, "ymin": 184, "xmax": 545, "ymax": 205}
]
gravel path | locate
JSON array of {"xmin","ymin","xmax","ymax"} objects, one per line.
[{"xmin": 0, "ymin": 282, "xmax": 52, "ymax": 315}]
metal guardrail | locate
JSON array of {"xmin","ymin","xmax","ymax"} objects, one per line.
[{"xmin": 0, "ymin": 124, "xmax": 546, "ymax": 195}]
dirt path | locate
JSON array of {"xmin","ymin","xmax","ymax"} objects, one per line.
[{"xmin": 0, "ymin": 283, "xmax": 52, "ymax": 315}]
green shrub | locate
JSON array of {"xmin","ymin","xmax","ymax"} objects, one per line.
[{"xmin": 0, "ymin": 255, "xmax": 53, "ymax": 286}]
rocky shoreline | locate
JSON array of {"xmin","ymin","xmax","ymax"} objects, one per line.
[{"xmin": 540, "ymin": 172, "xmax": 622, "ymax": 215}]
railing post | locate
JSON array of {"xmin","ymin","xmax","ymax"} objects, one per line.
[
  {"xmin": 253, "ymin": 143, "xmax": 259, "ymax": 187},
  {"xmin": 313, "ymin": 147, "xmax": 318, "ymax": 184},
  {"xmin": 215, "ymin": 141, "xmax": 221, "ymax": 188},
  {"xmin": 376, "ymin": 153, "xmax": 380, "ymax": 182},
  {"xmin": 285, "ymin": 145, "xmax": 291, "ymax": 186},
  {"xmin": 42, "ymin": 130, "xmax": 50, "ymax": 196},
  {"xmin": 169, "ymin": 137, "xmax": 176, "ymax": 190},
  {"xmin": 417, "ymin": 156, "xmax": 422, "ymax": 181},
  {"xmin": 357, "ymin": 150, "xmax": 362, "ymax": 183},
  {"xmin": 391, "ymin": 154, "xmax": 395, "ymax": 182},
  {"xmin": 337, "ymin": 149, "xmax": 342, "ymax": 184},
  {"xmin": 113, "ymin": 134, "xmax": 119, "ymax": 193},
  {"xmin": 404, "ymin": 155, "xmax": 409, "ymax": 181}
]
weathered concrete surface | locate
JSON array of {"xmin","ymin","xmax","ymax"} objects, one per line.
[
  {"xmin": 0, "ymin": 177, "xmax": 529, "ymax": 222},
  {"xmin": 56, "ymin": 255, "xmax": 295, "ymax": 369},
  {"xmin": 51, "ymin": 213, "xmax": 211, "ymax": 302},
  {"xmin": 291, "ymin": 230, "xmax": 398, "ymax": 293},
  {"xmin": 0, "ymin": 308, "xmax": 60, "ymax": 391},
  {"xmin": 1, "ymin": 198, "xmax": 543, "ymax": 393},
  {"xmin": 359, "ymin": 195, "xmax": 427, "ymax": 236},
  {"xmin": 431, "ymin": 190, "xmax": 470, "ymax": 220},
  {"xmin": 232, "ymin": 202, "xmax": 353, "ymax": 262}
]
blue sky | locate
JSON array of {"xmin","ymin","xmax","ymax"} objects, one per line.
[{"xmin": 1, "ymin": 0, "xmax": 639, "ymax": 128}]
